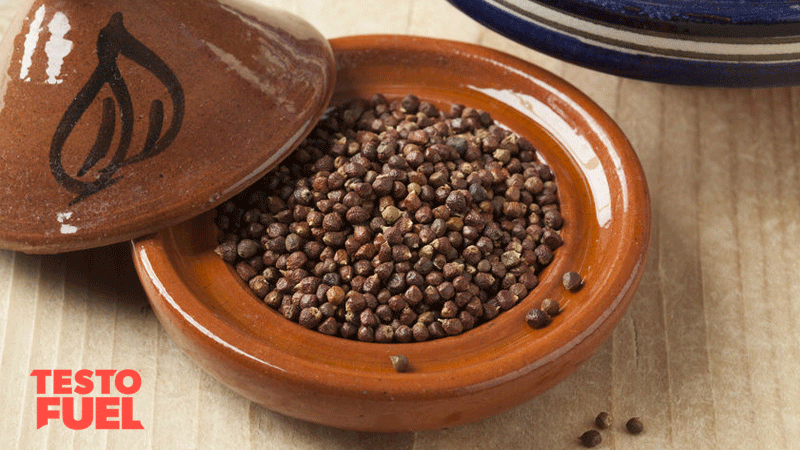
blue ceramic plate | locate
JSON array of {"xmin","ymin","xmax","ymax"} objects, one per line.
[{"xmin": 447, "ymin": 0, "xmax": 800, "ymax": 86}]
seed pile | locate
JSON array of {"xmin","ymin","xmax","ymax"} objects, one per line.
[{"xmin": 214, "ymin": 94, "xmax": 563, "ymax": 342}]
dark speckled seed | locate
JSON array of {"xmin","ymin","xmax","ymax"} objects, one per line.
[
  {"xmin": 248, "ymin": 276, "xmax": 270, "ymax": 298},
  {"xmin": 412, "ymin": 322, "xmax": 430, "ymax": 341},
  {"xmin": 235, "ymin": 262, "xmax": 257, "ymax": 281},
  {"xmin": 562, "ymin": 271, "xmax": 583, "ymax": 291},
  {"xmin": 525, "ymin": 308, "xmax": 550, "ymax": 329},
  {"xmin": 215, "ymin": 241, "xmax": 237, "ymax": 263},
  {"xmin": 445, "ymin": 190, "xmax": 469, "ymax": 214},
  {"xmin": 317, "ymin": 317, "xmax": 339, "ymax": 335},
  {"xmin": 394, "ymin": 325, "xmax": 413, "ymax": 343},
  {"xmin": 390, "ymin": 354, "xmax": 410, "ymax": 372},
  {"xmin": 298, "ymin": 307, "xmax": 323, "ymax": 329},
  {"xmin": 580, "ymin": 430, "xmax": 602, "ymax": 448},
  {"xmin": 542, "ymin": 229, "xmax": 563, "ymax": 249},
  {"xmin": 374, "ymin": 324, "xmax": 394, "ymax": 343},
  {"xmin": 595, "ymin": 411, "xmax": 613, "ymax": 430},
  {"xmin": 626, "ymin": 417, "xmax": 644, "ymax": 435},
  {"xmin": 357, "ymin": 326, "xmax": 374, "ymax": 342},
  {"xmin": 236, "ymin": 239, "xmax": 260, "ymax": 259},
  {"xmin": 540, "ymin": 298, "xmax": 560, "ymax": 316},
  {"xmin": 441, "ymin": 318, "xmax": 463, "ymax": 335},
  {"xmin": 496, "ymin": 290, "xmax": 517, "ymax": 310},
  {"xmin": 427, "ymin": 321, "xmax": 446, "ymax": 339}
]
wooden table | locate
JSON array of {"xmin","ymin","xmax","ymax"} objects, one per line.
[{"xmin": 2, "ymin": 1, "xmax": 799, "ymax": 448}]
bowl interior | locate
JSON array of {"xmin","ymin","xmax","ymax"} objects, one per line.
[{"xmin": 133, "ymin": 35, "xmax": 650, "ymax": 425}]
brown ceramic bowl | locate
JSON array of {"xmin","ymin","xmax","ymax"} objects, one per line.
[{"xmin": 132, "ymin": 35, "xmax": 651, "ymax": 432}]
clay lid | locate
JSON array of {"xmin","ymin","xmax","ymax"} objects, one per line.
[{"xmin": 0, "ymin": 0, "xmax": 335, "ymax": 253}]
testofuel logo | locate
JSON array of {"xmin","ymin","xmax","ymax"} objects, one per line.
[{"xmin": 30, "ymin": 370, "xmax": 144, "ymax": 430}]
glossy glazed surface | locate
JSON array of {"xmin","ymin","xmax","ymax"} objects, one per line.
[
  {"xmin": 447, "ymin": 0, "xmax": 800, "ymax": 86},
  {"xmin": 0, "ymin": 0, "xmax": 335, "ymax": 253},
  {"xmin": 133, "ymin": 35, "xmax": 651, "ymax": 432}
]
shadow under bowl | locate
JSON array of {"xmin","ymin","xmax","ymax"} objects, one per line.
[{"xmin": 132, "ymin": 35, "xmax": 651, "ymax": 432}]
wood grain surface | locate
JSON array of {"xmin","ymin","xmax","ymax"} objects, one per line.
[{"xmin": 1, "ymin": 1, "xmax": 799, "ymax": 448}]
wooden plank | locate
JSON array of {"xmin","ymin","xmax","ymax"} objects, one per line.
[
  {"xmin": 658, "ymin": 85, "xmax": 716, "ymax": 450},
  {"xmin": 0, "ymin": 254, "xmax": 40, "ymax": 449}
]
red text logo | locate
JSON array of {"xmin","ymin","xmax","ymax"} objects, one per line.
[{"xmin": 30, "ymin": 369, "xmax": 144, "ymax": 430}]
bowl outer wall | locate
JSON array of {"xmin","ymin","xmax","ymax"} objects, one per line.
[{"xmin": 132, "ymin": 35, "xmax": 651, "ymax": 432}]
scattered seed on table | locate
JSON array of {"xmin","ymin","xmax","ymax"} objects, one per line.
[
  {"xmin": 579, "ymin": 430, "xmax": 602, "ymax": 448},
  {"xmin": 390, "ymin": 355, "xmax": 410, "ymax": 372},
  {"xmin": 595, "ymin": 411, "xmax": 612, "ymax": 429},
  {"xmin": 626, "ymin": 417, "xmax": 644, "ymax": 435},
  {"xmin": 562, "ymin": 271, "xmax": 583, "ymax": 291}
]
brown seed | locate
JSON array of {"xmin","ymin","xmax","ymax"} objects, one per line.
[
  {"xmin": 427, "ymin": 321, "xmax": 446, "ymax": 339},
  {"xmin": 519, "ymin": 270, "xmax": 539, "ymax": 292},
  {"xmin": 248, "ymin": 276, "xmax": 270, "ymax": 298},
  {"xmin": 357, "ymin": 326, "xmax": 374, "ymax": 342},
  {"xmin": 383, "ymin": 226, "xmax": 403, "ymax": 245},
  {"xmin": 458, "ymin": 311, "xmax": 476, "ymax": 331},
  {"xmin": 390, "ymin": 355, "xmax": 410, "ymax": 372},
  {"xmin": 502, "ymin": 201, "xmax": 527, "ymax": 218},
  {"xmin": 345, "ymin": 294, "xmax": 367, "ymax": 313},
  {"xmin": 375, "ymin": 324, "xmax": 395, "ymax": 343},
  {"xmin": 340, "ymin": 322, "xmax": 358, "ymax": 339},
  {"xmin": 401, "ymin": 94, "xmax": 420, "ymax": 113},
  {"xmin": 346, "ymin": 206, "xmax": 370, "ymax": 224},
  {"xmin": 298, "ymin": 307, "xmax": 323, "ymax": 329},
  {"xmin": 595, "ymin": 411, "xmax": 613, "ymax": 429},
  {"xmin": 544, "ymin": 209, "xmax": 563, "ymax": 229},
  {"xmin": 235, "ymin": 239, "xmax": 259, "ymax": 259},
  {"xmin": 440, "ymin": 300, "xmax": 458, "ymax": 318},
  {"xmin": 395, "ymin": 325, "xmax": 413, "ymax": 342},
  {"xmin": 412, "ymin": 322, "xmax": 430, "ymax": 342},
  {"xmin": 579, "ymin": 430, "xmax": 602, "ymax": 448},
  {"xmin": 285, "ymin": 251, "xmax": 308, "ymax": 270},
  {"xmin": 542, "ymin": 229, "xmax": 563, "ymax": 249},
  {"xmin": 508, "ymin": 282, "xmax": 527, "ymax": 300},
  {"xmin": 496, "ymin": 290, "xmax": 517, "ymax": 310},
  {"xmin": 264, "ymin": 291, "xmax": 282, "ymax": 308},
  {"xmin": 540, "ymin": 298, "xmax": 561, "ymax": 316},
  {"xmin": 392, "ymin": 245, "xmax": 412, "ymax": 262},
  {"xmin": 626, "ymin": 417, "xmax": 644, "ymax": 435},
  {"xmin": 474, "ymin": 272, "xmax": 496, "ymax": 290},
  {"xmin": 437, "ymin": 281, "xmax": 456, "ymax": 300},
  {"xmin": 317, "ymin": 317, "xmax": 339, "ymax": 336},
  {"xmin": 325, "ymin": 286, "xmax": 346, "ymax": 306},
  {"xmin": 382, "ymin": 205, "xmax": 402, "ymax": 224},
  {"xmin": 372, "ymin": 174, "xmax": 394, "ymax": 196},
  {"xmin": 562, "ymin": 271, "xmax": 583, "ymax": 291},
  {"xmin": 445, "ymin": 190, "xmax": 469, "ymax": 214},
  {"xmin": 525, "ymin": 308, "xmax": 550, "ymax": 329},
  {"xmin": 441, "ymin": 318, "xmax": 464, "ymax": 335},
  {"xmin": 214, "ymin": 241, "xmax": 237, "ymax": 263},
  {"xmin": 483, "ymin": 300, "xmax": 500, "ymax": 320},
  {"xmin": 500, "ymin": 250, "xmax": 521, "ymax": 268},
  {"xmin": 322, "ymin": 231, "xmax": 347, "ymax": 247},
  {"xmin": 235, "ymin": 262, "xmax": 257, "ymax": 281}
]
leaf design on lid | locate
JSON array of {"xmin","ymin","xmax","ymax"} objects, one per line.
[{"xmin": 50, "ymin": 12, "xmax": 185, "ymax": 205}]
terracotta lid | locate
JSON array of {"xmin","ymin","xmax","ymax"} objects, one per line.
[{"xmin": 0, "ymin": 0, "xmax": 335, "ymax": 253}]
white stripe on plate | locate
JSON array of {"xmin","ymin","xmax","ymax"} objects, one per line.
[{"xmin": 492, "ymin": 0, "xmax": 800, "ymax": 63}]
